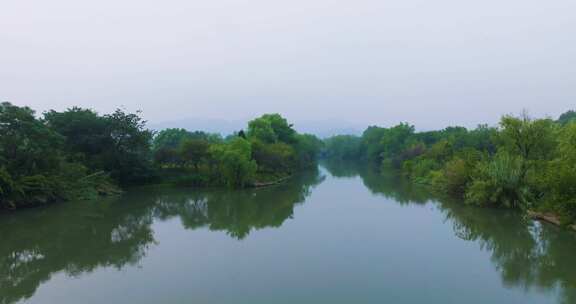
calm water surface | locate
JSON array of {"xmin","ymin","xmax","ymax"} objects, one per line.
[{"xmin": 2, "ymin": 162, "xmax": 576, "ymax": 304}]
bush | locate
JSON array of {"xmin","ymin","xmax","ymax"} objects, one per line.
[
  {"xmin": 251, "ymin": 140, "xmax": 295, "ymax": 174},
  {"xmin": 539, "ymin": 163, "xmax": 576, "ymax": 223},
  {"xmin": 402, "ymin": 157, "xmax": 439, "ymax": 184},
  {"xmin": 465, "ymin": 153, "xmax": 533, "ymax": 208},
  {"xmin": 210, "ymin": 138, "xmax": 257, "ymax": 187},
  {"xmin": 436, "ymin": 158, "xmax": 470, "ymax": 195},
  {"xmin": 538, "ymin": 122, "xmax": 576, "ymax": 223}
]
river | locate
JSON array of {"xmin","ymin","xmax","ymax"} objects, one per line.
[{"xmin": 1, "ymin": 162, "xmax": 576, "ymax": 304}]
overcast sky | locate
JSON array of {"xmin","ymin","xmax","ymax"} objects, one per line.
[{"xmin": 1, "ymin": 0, "xmax": 575, "ymax": 130}]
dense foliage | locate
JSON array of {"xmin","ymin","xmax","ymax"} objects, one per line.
[
  {"xmin": 323, "ymin": 111, "xmax": 576, "ymax": 225},
  {"xmin": 322, "ymin": 135, "xmax": 362, "ymax": 160},
  {"xmin": 44, "ymin": 107, "xmax": 155, "ymax": 184},
  {"xmin": 7, "ymin": 100, "xmax": 574, "ymax": 225},
  {"xmin": 153, "ymin": 113, "xmax": 323, "ymax": 187},
  {"xmin": 0, "ymin": 103, "xmax": 118, "ymax": 210},
  {"xmin": 0, "ymin": 103, "xmax": 321, "ymax": 210}
]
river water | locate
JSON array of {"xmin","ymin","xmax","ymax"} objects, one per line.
[{"xmin": 1, "ymin": 162, "xmax": 575, "ymax": 304}]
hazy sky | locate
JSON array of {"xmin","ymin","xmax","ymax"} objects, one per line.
[{"xmin": 1, "ymin": 0, "xmax": 575, "ymax": 130}]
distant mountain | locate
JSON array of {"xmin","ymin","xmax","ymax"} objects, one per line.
[
  {"xmin": 291, "ymin": 119, "xmax": 364, "ymax": 138},
  {"xmin": 148, "ymin": 117, "xmax": 364, "ymax": 138}
]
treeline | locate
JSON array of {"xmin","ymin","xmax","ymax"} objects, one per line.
[
  {"xmin": 323, "ymin": 110, "xmax": 576, "ymax": 225},
  {"xmin": 152, "ymin": 114, "xmax": 323, "ymax": 187},
  {"xmin": 0, "ymin": 103, "xmax": 322, "ymax": 210}
]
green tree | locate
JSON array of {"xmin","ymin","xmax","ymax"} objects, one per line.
[
  {"xmin": 152, "ymin": 128, "xmax": 194, "ymax": 151},
  {"xmin": 557, "ymin": 110, "xmax": 576, "ymax": 125},
  {"xmin": 465, "ymin": 152, "xmax": 532, "ymax": 208},
  {"xmin": 210, "ymin": 137, "xmax": 257, "ymax": 187},
  {"xmin": 247, "ymin": 114, "xmax": 296, "ymax": 144},
  {"xmin": 251, "ymin": 140, "xmax": 295, "ymax": 174},
  {"xmin": 179, "ymin": 139, "xmax": 211, "ymax": 170},
  {"xmin": 323, "ymin": 135, "xmax": 362, "ymax": 160},
  {"xmin": 0, "ymin": 102, "xmax": 67, "ymax": 208},
  {"xmin": 293, "ymin": 133, "xmax": 323, "ymax": 168},
  {"xmin": 499, "ymin": 113, "xmax": 557, "ymax": 179},
  {"xmin": 360, "ymin": 126, "xmax": 388, "ymax": 161},
  {"xmin": 0, "ymin": 103, "xmax": 117, "ymax": 209},
  {"xmin": 540, "ymin": 122, "xmax": 576, "ymax": 223},
  {"xmin": 154, "ymin": 147, "xmax": 181, "ymax": 167},
  {"xmin": 1, "ymin": 103, "xmax": 64, "ymax": 176},
  {"xmin": 43, "ymin": 107, "xmax": 109, "ymax": 162},
  {"xmin": 45, "ymin": 107, "xmax": 155, "ymax": 184},
  {"xmin": 103, "ymin": 109, "xmax": 155, "ymax": 184}
]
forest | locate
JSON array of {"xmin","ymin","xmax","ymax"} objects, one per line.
[
  {"xmin": 323, "ymin": 110, "xmax": 576, "ymax": 226},
  {"xmin": 0, "ymin": 103, "xmax": 322, "ymax": 210},
  {"xmin": 4, "ymin": 101, "xmax": 576, "ymax": 228}
]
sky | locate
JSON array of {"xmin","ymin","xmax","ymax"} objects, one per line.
[{"xmin": 1, "ymin": 0, "xmax": 575, "ymax": 132}]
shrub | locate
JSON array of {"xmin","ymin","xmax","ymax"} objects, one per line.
[
  {"xmin": 538, "ymin": 122, "xmax": 576, "ymax": 223},
  {"xmin": 465, "ymin": 153, "xmax": 533, "ymax": 208},
  {"xmin": 437, "ymin": 158, "xmax": 470, "ymax": 195},
  {"xmin": 402, "ymin": 157, "xmax": 440, "ymax": 184}
]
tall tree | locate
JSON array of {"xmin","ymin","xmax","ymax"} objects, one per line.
[
  {"xmin": 180, "ymin": 139, "xmax": 210, "ymax": 170},
  {"xmin": 45, "ymin": 107, "xmax": 154, "ymax": 184}
]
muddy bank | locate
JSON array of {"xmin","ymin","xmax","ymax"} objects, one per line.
[{"xmin": 528, "ymin": 211, "xmax": 576, "ymax": 231}]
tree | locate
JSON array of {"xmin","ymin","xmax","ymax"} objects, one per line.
[
  {"xmin": 154, "ymin": 147, "xmax": 181, "ymax": 167},
  {"xmin": 45, "ymin": 107, "xmax": 155, "ymax": 184},
  {"xmin": 540, "ymin": 122, "xmax": 576, "ymax": 222},
  {"xmin": 0, "ymin": 103, "xmax": 117, "ymax": 209},
  {"xmin": 557, "ymin": 110, "xmax": 576, "ymax": 125},
  {"xmin": 210, "ymin": 138, "xmax": 257, "ymax": 187},
  {"xmin": 179, "ymin": 139, "xmax": 210, "ymax": 170},
  {"xmin": 103, "ymin": 109, "xmax": 155, "ymax": 184},
  {"xmin": 465, "ymin": 152, "xmax": 531, "ymax": 208},
  {"xmin": 152, "ymin": 128, "xmax": 194, "ymax": 152},
  {"xmin": 499, "ymin": 113, "xmax": 557, "ymax": 178},
  {"xmin": 0, "ymin": 102, "xmax": 66, "ymax": 208},
  {"xmin": 293, "ymin": 133, "xmax": 323, "ymax": 168},
  {"xmin": 251, "ymin": 140, "xmax": 295, "ymax": 173},
  {"xmin": 379, "ymin": 123, "xmax": 416, "ymax": 161},
  {"xmin": 323, "ymin": 135, "xmax": 362, "ymax": 160},
  {"xmin": 43, "ymin": 107, "xmax": 109, "ymax": 162},
  {"xmin": 247, "ymin": 114, "xmax": 296, "ymax": 144},
  {"xmin": 1, "ymin": 103, "xmax": 64, "ymax": 176},
  {"xmin": 246, "ymin": 114, "xmax": 317, "ymax": 176}
]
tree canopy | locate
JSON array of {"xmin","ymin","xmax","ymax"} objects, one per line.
[{"xmin": 0, "ymin": 105, "xmax": 323, "ymax": 211}]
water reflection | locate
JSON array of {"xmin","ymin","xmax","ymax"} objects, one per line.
[
  {"xmin": 151, "ymin": 169, "xmax": 325, "ymax": 239},
  {"xmin": 324, "ymin": 160, "xmax": 576, "ymax": 304},
  {"xmin": 442, "ymin": 202, "xmax": 576, "ymax": 304},
  {"xmin": 323, "ymin": 159, "xmax": 432, "ymax": 204},
  {"xmin": 2, "ymin": 162, "xmax": 576, "ymax": 304},
  {"xmin": 0, "ymin": 168, "xmax": 324, "ymax": 304},
  {"xmin": 0, "ymin": 197, "xmax": 155, "ymax": 304}
]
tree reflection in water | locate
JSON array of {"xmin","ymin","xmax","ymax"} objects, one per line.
[
  {"xmin": 323, "ymin": 159, "xmax": 432, "ymax": 205},
  {"xmin": 323, "ymin": 160, "xmax": 576, "ymax": 304},
  {"xmin": 0, "ymin": 168, "xmax": 324, "ymax": 304},
  {"xmin": 152, "ymin": 168, "xmax": 325, "ymax": 239},
  {"xmin": 2, "ymin": 162, "xmax": 575, "ymax": 304}
]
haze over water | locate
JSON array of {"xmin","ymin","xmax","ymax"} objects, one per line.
[{"xmin": 2, "ymin": 0, "xmax": 576, "ymax": 131}]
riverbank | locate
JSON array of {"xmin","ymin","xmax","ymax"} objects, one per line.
[
  {"xmin": 0, "ymin": 171, "xmax": 300, "ymax": 213},
  {"xmin": 528, "ymin": 211, "xmax": 576, "ymax": 232},
  {"xmin": 251, "ymin": 175, "xmax": 292, "ymax": 188}
]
